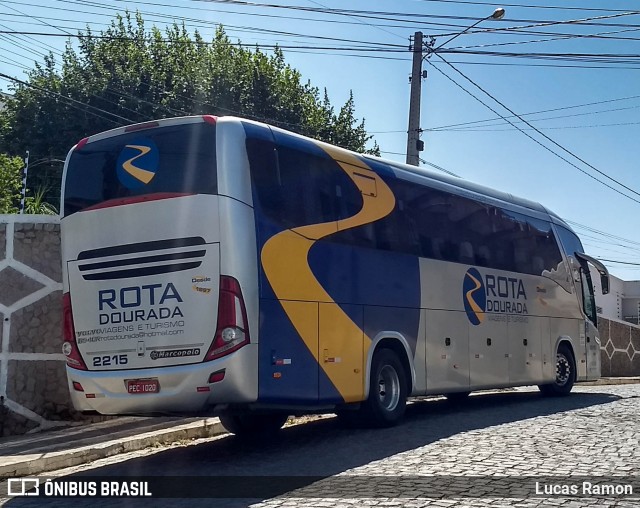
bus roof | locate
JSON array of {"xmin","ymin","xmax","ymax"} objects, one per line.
[
  {"xmin": 363, "ymin": 153, "xmax": 568, "ymax": 225},
  {"xmin": 236, "ymin": 116, "xmax": 573, "ymax": 231},
  {"xmin": 235, "ymin": 116, "xmax": 572, "ymax": 231}
]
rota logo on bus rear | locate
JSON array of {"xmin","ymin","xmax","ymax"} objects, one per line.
[
  {"xmin": 116, "ymin": 137, "xmax": 159, "ymax": 189},
  {"xmin": 463, "ymin": 268, "xmax": 486, "ymax": 325},
  {"xmin": 463, "ymin": 268, "xmax": 529, "ymax": 325}
]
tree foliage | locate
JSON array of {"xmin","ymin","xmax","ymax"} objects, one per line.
[
  {"xmin": 0, "ymin": 154, "xmax": 57, "ymax": 214},
  {"xmin": 0, "ymin": 154, "xmax": 23, "ymax": 213},
  {"xmin": 0, "ymin": 12, "xmax": 379, "ymax": 162}
]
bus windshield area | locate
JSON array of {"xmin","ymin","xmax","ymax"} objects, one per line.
[{"xmin": 63, "ymin": 122, "xmax": 217, "ymax": 216}]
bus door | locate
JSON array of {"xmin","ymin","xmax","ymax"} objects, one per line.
[{"xmin": 575, "ymin": 253, "xmax": 610, "ymax": 380}]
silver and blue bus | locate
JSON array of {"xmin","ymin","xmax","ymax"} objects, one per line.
[{"xmin": 61, "ymin": 115, "xmax": 610, "ymax": 434}]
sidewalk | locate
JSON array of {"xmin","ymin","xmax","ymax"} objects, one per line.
[
  {"xmin": 0, "ymin": 416, "xmax": 227, "ymax": 479},
  {"xmin": 1, "ymin": 377, "xmax": 639, "ymax": 479}
]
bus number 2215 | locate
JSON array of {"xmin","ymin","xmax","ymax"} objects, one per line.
[{"xmin": 93, "ymin": 354, "xmax": 128, "ymax": 367}]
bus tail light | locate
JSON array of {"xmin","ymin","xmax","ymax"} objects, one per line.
[
  {"xmin": 205, "ymin": 276, "xmax": 249, "ymax": 361},
  {"xmin": 62, "ymin": 293, "xmax": 88, "ymax": 370}
]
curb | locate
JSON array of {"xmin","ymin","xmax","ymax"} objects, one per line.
[
  {"xmin": 578, "ymin": 377, "xmax": 640, "ymax": 386},
  {"xmin": 0, "ymin": 418, "xmax": 227, "ymax": 479}
]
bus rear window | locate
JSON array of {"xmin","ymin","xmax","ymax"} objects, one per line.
[{"xmin": 63, "ymin": 122, "xmax": 216, "ymax": 216}]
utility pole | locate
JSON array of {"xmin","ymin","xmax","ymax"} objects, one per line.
[
  {"xmin": 19, "ymin": 151, "xmax": 29, "ymax": 214},
  {"xmin": 405, "ymin": 9, "xmax": 505, "ymax": 167},
  {"xmin": 406, "ymin": 31, "xmax": 423, "ymax": 167}
]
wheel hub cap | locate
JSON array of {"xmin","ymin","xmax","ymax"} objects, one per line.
[
  {"xmin": 378, "ymin": 365, "xmax": 400, "ymax": 411},
  {"xmin": 556, "ymin": 354, "xmax": 571, "ymax": 386}
]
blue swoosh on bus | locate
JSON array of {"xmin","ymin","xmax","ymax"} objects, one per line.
[{"xmin": 463, "ymin": 267, "xmax": 486, "ymax": 325}]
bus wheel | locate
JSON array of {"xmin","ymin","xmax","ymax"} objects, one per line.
[
  {"xmin": 538, "ymin": 344, "xmax": 576, "ymax": 396},
  {"xmin": 361, "ymin": 348, "xmax": 408, "ymax": 427},
  {"xmin": 219, "ymin": 412, "xmax": 288, "ymax": 437}
]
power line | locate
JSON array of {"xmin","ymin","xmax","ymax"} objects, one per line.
[
  {"xmin": 448, "ymin": 27, "xmax": 640, "ymax": 50},
  {"xmin": 4, "ymin": 27, "xmax": 640, "ymax": 68},
  {"xmin": 433, "ymin": 59, "xmax": 640, "ymax": 69},
  {"xmin": 429, "ymin": 94, "xmax": 640, "ymax": 130},
  {"xmin": 0, "ymin": 1, "xmax": 478, "ymax": 33},
  {"xmin": 372, "ymin": 93, "xmax": 640, "ymax": 133},
  {"xmin": 0, "ymin": 71, "xmax": 132, "ymax": 124},
  {"xmin": 0, "ymin": 29, "xmax": 407, "ymax": 51},
  {"xmin": 596, "ymin": 258, "xmax": 640, "ymax": 266},
  {"xmin": 425, "ymin": 59, "xmax": 640, "ymax": 204},
  {"xmin": 413, "ymin": 0, "xmax": 638, "ymax": 13},
  {"xmin": 431, "ymin": 53, "xmax": 640, "ymax": 203},
  {"xmin": 4, "ymin": 3, "xmax": 640, "ymax": 65},
  {"xmin": 567, "ymin": 220, "xmax": 640, "ymax": 248},
  {"xmin": 434, "ymin": 120, "xmax": 640, "ymax": 132},
  {"xmin": 12, "ymin": 0, "xmax": 640, "ymax": 31}
]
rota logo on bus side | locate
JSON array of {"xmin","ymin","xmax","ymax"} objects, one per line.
[
  {"xmin": 463, "ymin": 267, "xmax": 528, "ymax": 325},
  {"xmin": 116, "ymin": 137, "xmax": 159, "ymax": 189}
]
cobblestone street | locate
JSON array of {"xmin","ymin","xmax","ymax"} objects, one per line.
[
  {"xmin": 3, "ymin": 384, "xmax": 639, "ymax": 507},
  {"xmin": 250, "ymin": 384, "xmax": 640, "ymax": 507}
]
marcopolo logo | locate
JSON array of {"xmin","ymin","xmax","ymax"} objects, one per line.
[
  {"xmin": 116, "ymin": 137, "xmax": 159, "ymax": 189},
  {"xmin": 150, "ymin": 348, "xmax": 200, "ymax": 360},
  {"xmin": 463, "ymin": 268, "xmax": 486, "ymax": 326},
  {"xmin": 463, "ymin": 268, "xmax": 529, "ymax": 325}
]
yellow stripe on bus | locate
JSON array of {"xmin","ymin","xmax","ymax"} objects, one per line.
[
  {"xmin": 261, "ymin": 145, "xmax": 396, "ymax": 402},
  {"xmin": 122, "ymin": 145, "xmax": 156, "ymax": 184},
  {"xmin": 465, "ymin": 271, "xmax": 486, "ymax": 324}
]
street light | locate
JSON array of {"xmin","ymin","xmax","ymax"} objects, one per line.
[
  {"xmin": 405, "ymin": 8, "xmax": 506, "ymax": 166},
  {"xmin": 436, "ymin": 7, "xmax": 505, "ymax": 51},
  {"xmin": 434, "ymin": 8, "xmax": 505, "ymax": 51}
]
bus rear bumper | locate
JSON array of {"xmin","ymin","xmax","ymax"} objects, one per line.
[{"xmin": 66, "ymin": 346, "xmax": 258, "ymax": 415}]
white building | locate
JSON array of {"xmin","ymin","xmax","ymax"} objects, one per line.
[{"xmin": 592, "ymin": 270, "xmax": 640, "ymax": 325}]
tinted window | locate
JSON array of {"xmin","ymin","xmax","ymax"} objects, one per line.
[
  {"xmin": 248, "ymin": 132, "xmax": 563, "ymax": 277},
  {"xmin": 501, "ymin": 211, "xmax": 564, "ymax": 275},
  {"xmin": 64, "ymin": 122, "xmax": 216, "ymax": 216},
  {"xmin": 247, "ymin": 135, "xmax": 362, "ymax": 230},
  {"xmin": 328, "ymin": 176, "xmax": 563, "ymax": 275},
  {"xmin": 555, "ymin": 225, "xmax": 585, "ymax": 259}
]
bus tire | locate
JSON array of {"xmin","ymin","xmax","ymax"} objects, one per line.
[
  {"xmin": 360, "ymin": 348, "xmax": 408, "ymax": 427},
  {"xmin": 538, "ymin": 344, "xmax": 576, "ymax": 396},
  {"xmin": 219, "ymin": 412, "xmax": 288, "ymax": 437}
]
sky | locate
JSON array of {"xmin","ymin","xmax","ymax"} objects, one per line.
[{"xmin": 0, "ymin": 0, "xmax": 639, "ymax": 282}]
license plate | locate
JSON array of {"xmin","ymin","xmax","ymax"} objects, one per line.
[{"xmin": 126, "ymin": 379, "xmax": 160, "ymax": 394}]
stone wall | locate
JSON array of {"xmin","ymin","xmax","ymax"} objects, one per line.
[
  {"xmin": 0, "ymin": 216, "xmax": 107, "ymax": 437},
  {"xmin": 598, "ymin": 316, "xmax": 640, "ymax": 377}
]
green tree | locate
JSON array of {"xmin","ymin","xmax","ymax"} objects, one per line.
[
  {"xmin": 0, "ymin": 12, "xmax": 379, "ymax": 163},
  {"xmin": 0, "ymin": 153, "xmax": 23, "ymax": 213},
  {"xmin": 0, "ymin": 154, "xmax": 57, "ymax": 214},
  {"xmin": 23, "ymin": 188, "xmax": 58, "ymax": 215}
]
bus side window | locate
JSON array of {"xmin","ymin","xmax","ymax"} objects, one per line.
[
  {"xmin": 246, "ymin": 137, "xmax": 282, "ymax": 220},
  {"xmin": 459, "ymin": 241, "xmax": 474, "ymax": 265},
  {"xmin": 477, "ymin": 245, "xmax": 491, "ymax": 267},
  {"xmin": 532, "ymin": 256, "xmax": 545, "ymax": 275}
]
